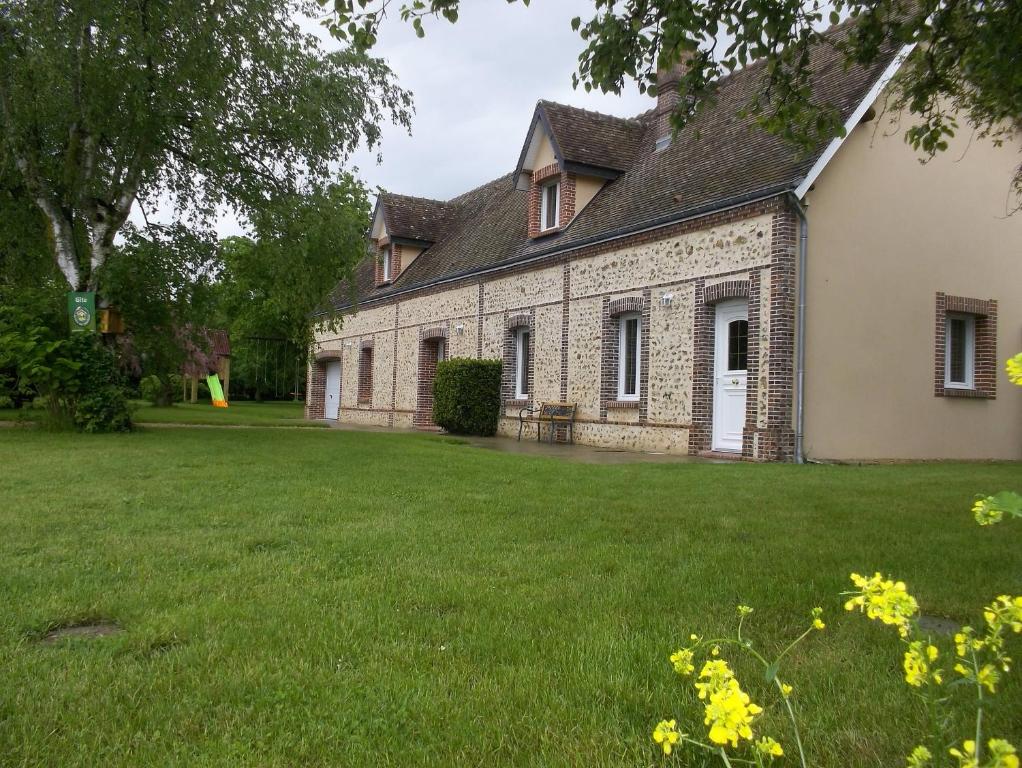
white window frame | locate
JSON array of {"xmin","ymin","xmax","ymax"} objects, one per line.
[
  {"xmin": 514, "ymin": 327, "xmax": 530, "ymax": 400},
  {"xmin": 381, "ymin": 246, "xmax": 392, "ymax": 282},
  {"xmin": 944, "ymin": 312, "xmax": 976, "ymax": 389},
  {"xmin": 616, "ymin": 312, "xmax": 641, "ymax": 401},
  {"xmin": 539, "ymin": 181, "xmax": 560, "ymax": 231},
  {"xmin": 436, "ymin": 338, "xmax": 446, "ymax": 362}
]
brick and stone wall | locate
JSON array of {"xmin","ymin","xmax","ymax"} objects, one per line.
[{"xmin": 310, "ymin": 197, "xmax": 798, "ymax": 459}]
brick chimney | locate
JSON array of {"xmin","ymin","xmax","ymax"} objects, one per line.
[{"xmin": 654, "ymin": 54, "xmax": 691, "ymax": 151}]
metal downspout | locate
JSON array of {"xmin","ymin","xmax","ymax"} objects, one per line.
[{"xmin": 789, "ymin": 193, "xmax": 809, "ymax": 465}]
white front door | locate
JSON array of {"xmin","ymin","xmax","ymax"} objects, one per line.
[
  {"xmin": 712, "ymin": 299, "xmax": 748, "ymax": 453},
  {"xmin": 324, "ymin": 360, "xmax": 341, "ymax": 420}
]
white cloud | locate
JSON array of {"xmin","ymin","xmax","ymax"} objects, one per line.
[{"xmin": 137, "ymin": 1, "xmax": 655, "ymax": 237}]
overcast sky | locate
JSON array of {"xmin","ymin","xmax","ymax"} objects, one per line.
[
  {"xmin": 342, "ymin": 1, "xmax": 652, "ymax": 199},
  {"xmin": 193, "ymin": 1, "xmax": 654, "ymax": 237}
]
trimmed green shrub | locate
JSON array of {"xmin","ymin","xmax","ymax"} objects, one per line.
[{"xmin": 432, "ymin": 357, "xmax": 502, "ymax": 436}]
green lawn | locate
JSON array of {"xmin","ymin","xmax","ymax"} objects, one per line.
[
  {"xmin": 0, "ymin": 400, "xmax": 320, "ymax": 428},
  {"xmin": 0, "ymin": 427, "xmax": 1019, "ymax": 767},
  {"xmin": 130, "ymin": 400, "xmax": 320, "ymax": 427}
]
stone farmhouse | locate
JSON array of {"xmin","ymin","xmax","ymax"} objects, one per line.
[{"xmin": 308, "ymin": 25, "xmax": 1022, "ymax": 461}]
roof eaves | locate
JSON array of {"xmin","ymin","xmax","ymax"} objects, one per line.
[
  {"xmin": 315, "ymin": 183, "xmax": 793, "ymax": 317},
  {"xmin": 794, "ymin": 42, "xmax": 915, "ymax": 199}
]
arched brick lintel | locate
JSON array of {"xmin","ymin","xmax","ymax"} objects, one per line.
[
  {"xmin": 506, "ymin": 313, "xmax": 533, "ymax": 330},
  {"xmin": 704, "ymin": 280, "xmax": 750, "ymax": 306},
  {"xmin": 419, "ymin": 325, "xmax": 448, "ymax": 341},
  {"xmin": 313, "ymin": 349, "xmax": 342, "ymax": 362},
  {"xmin": 608, "ymin": 296, "xmax": 645, "ymax": 317}
]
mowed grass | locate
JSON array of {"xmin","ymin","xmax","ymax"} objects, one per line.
[
  {"xmin": 0, "ymin": 400, "xmax": 319, "ymax": 428},
  {"xmin": 0, "ymin": 428, "xmax": 1019, "ymax": 768},
  {"xmin": 130, "ymin": 400, "xmax": 320, "ymax": 427}
]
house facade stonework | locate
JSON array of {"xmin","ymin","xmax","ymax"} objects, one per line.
[
  {"xmin": 310, "ymin": 200, "xmax": 801, "ymax": 458},
  {"xmin": 308, "ymin": 23, "xmax": 1022, "ymax": 461}
]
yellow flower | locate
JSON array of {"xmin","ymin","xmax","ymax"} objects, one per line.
[
  {"xmin": 903, "ymin": 641, "xmax": 942, "ymax": 687},
  {"xmin": 907, "ymin": 745, "xmax": 933, "ymax": 767},
  {"xmin": 987, "ymin": 739, "xmax": 1020, "ymax": 768},
  {"xmin": 973, "ymin": 497, "xmax": 1004, "ymax": 526},
  {"xmin": 780, "ymin": 682, "xmax": 793, "ymax": 698},
  {"xmin": 652, "ymin": 719, "xmax": 681, "ymax": 755},
  {"xmin": 711, "ymin": 645, "xmax": 720, "ymax": 656},
  {"xmin": 737, "ymin": 605, "xmax": 754, "ymax": 616},
  {"xmin": 670, "ymin": 648, "xmax": 695, "ymax": 676},
  {"xmin": 756, "ymin": 736, "xmax": 784, "ymax": 758},
  {"xmin": 985, "ymin": 595, "xmax": 1022, "ymax": 634},
  {"xmin": 703, "ymin": 678, "xmax": 763, "ymax": 748},
  {"xmin": 695, "ymin": 659, "xmax": 734, "ymax": 700},
  {"xmin": 1006, "ymin": 352, "xmax": 1022, "ymax": 386},
  {"xmin": 844, "ymin": 572, "xmax": 919, "ymax": 637},
  {"xmin": 949, "ymin": 740, "xmax": 978, "ymax": 768},
  {"xmin": 977, "ymin": 663, "xmax": 1001, "ymax": 693},
  {"xmin": 811, "ymin": 606, "xmax": 825, "ymax": 630}
]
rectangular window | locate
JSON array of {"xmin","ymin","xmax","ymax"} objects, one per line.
[
  {"xmin": 515, "ymin": 328, "xmax": 530, "ymax": 399},
  {"xmin": 358, "ymin": 347, "xmax": 373, "ymax": 404},
  {"xmin": 617, "ymin": 313, "xmax": 641, "ymax": 401},
  {"xmin": 945, "ymin": 313, "xmax": 975, "ymax": 388},
  {"xmin": 381, "ymin": 247, "xmax": 391, "ymax": 282},
  {"xmin": 728, "ymin": 319, "xmax": 749, "ymax": 371},
  {"xmin": 436, "ymin": 338, "xmax": 445, "ymax": 363},
  {"xmin": 540, "ymin": 182, "xmax": 559, "ymax": 230}
]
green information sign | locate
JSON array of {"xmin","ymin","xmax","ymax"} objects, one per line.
[{"xmin": 67, "ymin": 292, "xmax": 96, "ymax": 333}]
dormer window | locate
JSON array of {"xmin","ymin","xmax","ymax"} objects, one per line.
[
  {"xmin": 540, "ymin": 181, "xmax": 560, "ymax": 231},
  {"xmin": 381, "ymin": 246, "xmax": 392, "ymax": 283}
]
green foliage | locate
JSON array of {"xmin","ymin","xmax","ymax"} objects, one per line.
[
  {"xmin": 325, "ymin": 0, "xmax": 1022, "ymax": 200},
  {"xmin": 0, "ymin": 0, "xmax": 412, "ymax": 290},
  {"xmin": 431, "ymin": 357, "xmax": 502, "ymax": 436},
  {"xmin": 0, "ymin": 306, "xmax": 131, "ymax": 432},
  {"xmin": 71, "ymin": 341, "xmax": 133, "ymax": 433},
  {"xmin": 211, "ymin": 178, "xmax": 371, "ymax": 399},
  {"xmin": 101, "ymin": 224, "xmax": 220, "ymax": 393},
  {"xmin": 139, "ymin": 374, "xmax": 182, "ymax": 406}
]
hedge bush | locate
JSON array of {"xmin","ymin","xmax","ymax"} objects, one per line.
[{"xmin": 432, "ymin": 357, "xmax": 502, "ymax": 436}]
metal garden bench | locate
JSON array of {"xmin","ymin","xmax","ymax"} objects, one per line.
[{"xmin": 517, "ymin": 401, "xmax": 577, "ymax": 444}]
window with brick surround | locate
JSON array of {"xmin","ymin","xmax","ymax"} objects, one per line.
[
  {"xmin": 934, "ymin": 293, "xmax": 997, "ymax": 398},
  {"xmin": 381, "ymin": 246, "xmax": 392, "ymax": 282},
  {"xmin": 514, "ymin": 327, "xmax": 530, "ymax": 399},
  {"xmin": 540, "ymin": 181, "xmax": 559, "ymax": 231},
  {"xmin": 945, "ymin": 313, "xmax": 975, "ymax": 389},
  {"xmin": 617, "ymin": 312, "xmax": 641, "ymax": 401},
  {"xmin": 358, "ymin": 346, "xmax": 373, "ymax": 404}
]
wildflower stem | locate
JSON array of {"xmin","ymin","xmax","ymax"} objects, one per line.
[
  {"xmin": 773, "ymin": 626, "xmax": 815, "ymax": 668},
  {"xmin": 719, "ymin": 747, "xmax": 735, "ymax": 767},
  {"xmin": 972, "ymin": 648, "xmax": 985, "ymax": 764},
  {"xmin": 775, "ymin": 678, "xmax": 808, "ymax": 768}
]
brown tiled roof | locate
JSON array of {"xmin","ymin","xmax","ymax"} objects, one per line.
[
  {"xmin": 539, "ymin": 101, "xmax": 649, "ymax": 172},
  {"xmin": 206, "ymin": 328, "xmax": 231, "ymax": 358},
  {"xmin": 323, "ymin": 24, "xmax": 900, "ymax": 314},
  {"xmin": 378, "ymin": 193, "xmax": 458, "ymax": 243}
]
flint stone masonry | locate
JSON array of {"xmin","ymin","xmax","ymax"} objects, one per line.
[
  {"xmin": 570, "ymin": 216, "xmax": 771, "ymax": 300},
  {"xmin": 310, "ymin": 202, "xmax": 791, "ymax": 459}
]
